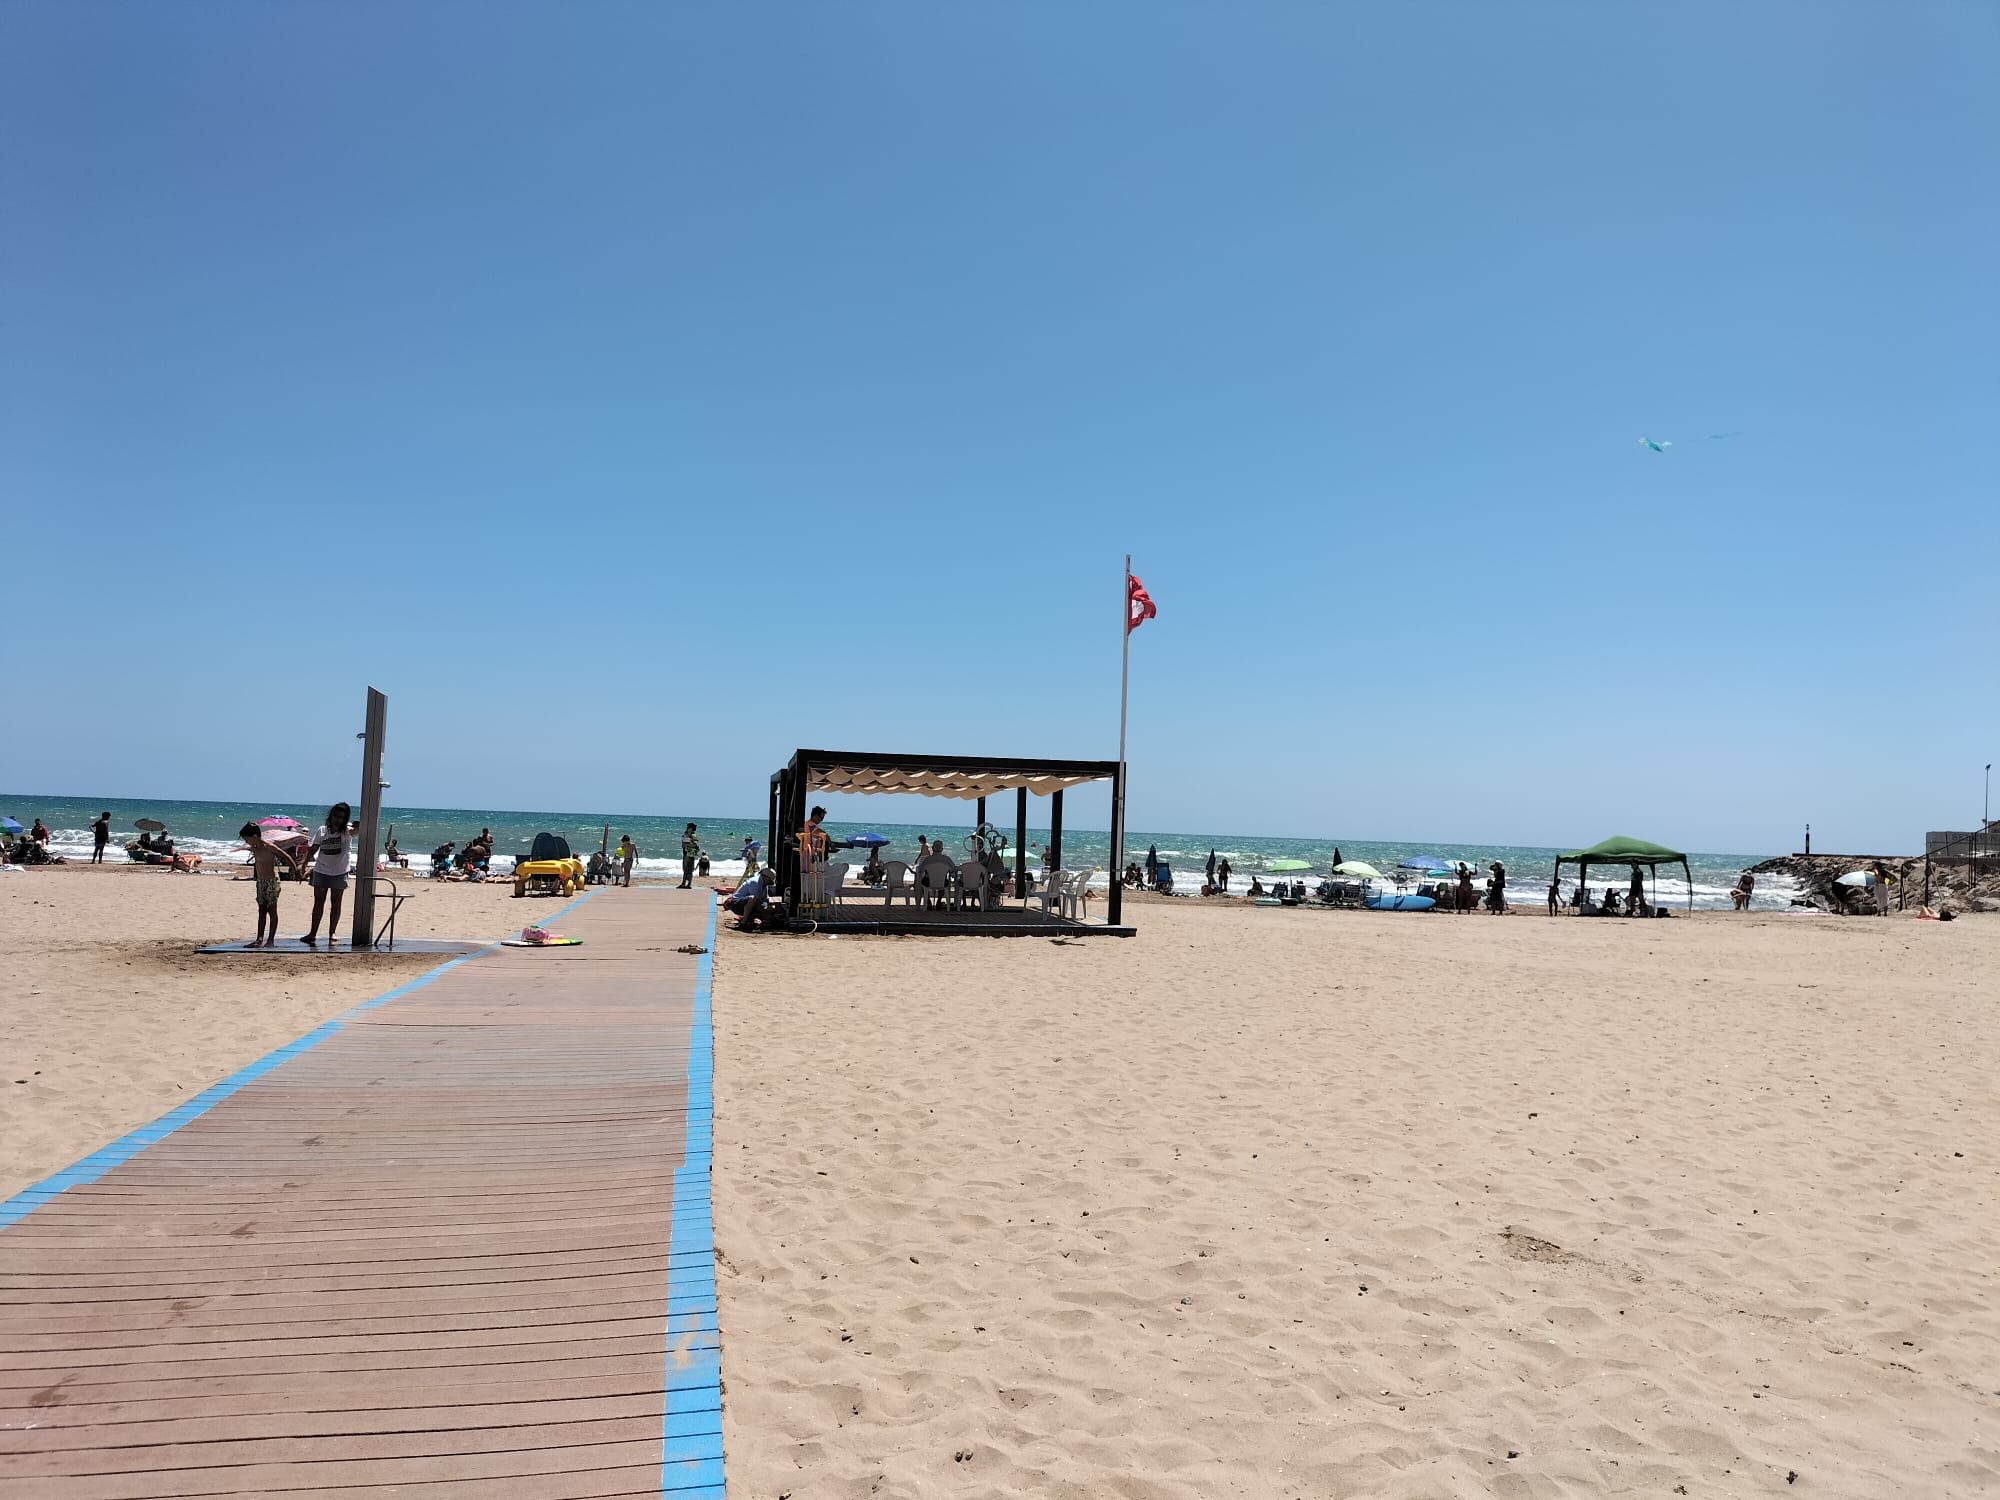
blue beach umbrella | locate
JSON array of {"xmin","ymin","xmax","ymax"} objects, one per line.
[
  {"xmin": 844, "ymin": 832, "xmax": 890, "ymax": 848},
  {"xmin": 0, "ymin": 817, "xmax": 21, "ymax": 834}
]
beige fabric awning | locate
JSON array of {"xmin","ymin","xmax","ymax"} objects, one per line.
[{"xmin": 806, "ymin": 764, "xmax": 1109, "ymax": 801}]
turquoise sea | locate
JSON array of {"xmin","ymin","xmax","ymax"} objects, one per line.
[{"xmin": 5, "ymin": 793, "xmax": 1789, "ymax": 909}]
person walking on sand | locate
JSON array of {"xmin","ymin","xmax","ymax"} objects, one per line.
[
  {"xmin": 679, "ymin": 823, "xmax": 700, "ymax": 889},
  {"xmin": 617, "ymin": 835, "xmax": 637, "ymax": 888},
  {"xmin": 240, "ymin": 823, "xmax": 302, "ymax": 948},
  {"xmin": 91, "ymin": 811, "xmax": 111, "ymax": 864},
  {"xmin": 1205, "ymin": 849, "xmax": 1217, "ymax": 890},
  {"xmin": 1871, "ymin": 860, "xmax": 1895, "ymax": 916},
  {"xmin": 300, "ymin": 802, "xmax": 356, "ymax": 946},
  {"xmin": 1487, "ymin": 860, "xmax": 1508, "ymax": 914},
  {"xmin": 1455, "ymin": 862, "xmax": 1475, "ymax": 914},
  {"xmin": 1216, "ymin": 856, "xmax": 1232, "ymax": 894}
]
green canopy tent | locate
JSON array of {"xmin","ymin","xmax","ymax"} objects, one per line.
[{"xmin": 1553, "ymin": 835, "xmax": 1692, "ymax": 915}]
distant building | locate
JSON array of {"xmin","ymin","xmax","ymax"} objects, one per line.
[{"xmin": 1927, "ymin": 827, "xmax": 1997, "ymax": 864}]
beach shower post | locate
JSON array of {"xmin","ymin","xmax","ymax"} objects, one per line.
[
  {"xmin": 1111, "ymin": 555, "xmax": 1131, "ymax": 927},
  {"xmin": 350, "ymin": 687, "xmax": 388, "ymax": 949}
]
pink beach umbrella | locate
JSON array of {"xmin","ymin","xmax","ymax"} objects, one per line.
[{"xmin": 258, "ymin": 816, "xmax": 302, "ymax": 830}]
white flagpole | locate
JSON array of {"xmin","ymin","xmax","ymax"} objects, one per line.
[{"xmin": 1114, "ymin": 554, "xmax": 1131, "ymax": 914}]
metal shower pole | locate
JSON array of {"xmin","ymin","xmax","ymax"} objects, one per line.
[{"xmin": 350, "ymin": 687, "xmax": 388, "ymax": 949}]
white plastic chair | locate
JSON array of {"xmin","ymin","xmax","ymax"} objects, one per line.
[
  {"xmin": 956, "ymin": 860, "xmax": 988, "ymax": 912},
  {"xmin": 916, "ymin": 857, "xmax": 953, "ymax": 910},
  {"xmin": 878, "ymin": 860, "xmax": 913, "ymax": 907},
  {"xmin": 1025, "ymin": 867, "xmax": 1060, "ymax": 916},
  {"xmin": 822, "ymin": 862, "xmax": 851, "ymax": 904},
  {"xmin": 1059, "ymin": 867, "xmax": 1095, "ymax": 921}
]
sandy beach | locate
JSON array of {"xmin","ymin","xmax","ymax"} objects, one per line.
[
  {"xmin": 713, "ymin": 902, "xmax": 1998, "ymax": 1498},
  {"xmin": 5, "ymin": 870, "xmax": 1995, "ymax": 1496}
]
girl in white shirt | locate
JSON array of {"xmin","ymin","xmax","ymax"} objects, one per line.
[{"xmin": 301, "ymin": 801, "xmax": 356, "ymax": 946}]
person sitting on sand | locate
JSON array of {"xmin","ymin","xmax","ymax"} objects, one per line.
[
  {"xmin": 432, "ymin": 841, "xmax": 456, "ymax": 876},
  {"xmin": 860, "ymin": 846, "xmax": 885, "ymax": 885},
  {"xmin": 1601, "ymin": 887, "xmax": 1621, "ymax": 916},
  {"xmin": 1732, "ymin": 872, "xmax": 1755, "ymax": 910},
  {"xmin": 1248, "ymin": 875, "xmax": 1265, "ymax": 898}
]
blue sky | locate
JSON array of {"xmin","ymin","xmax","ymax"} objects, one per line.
[{"xmin": 4, "ymin": 2, "xmax": 1993, "ymax": 852}]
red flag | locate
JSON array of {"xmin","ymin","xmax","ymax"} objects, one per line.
[{"xmin": 1127, "ymin": 573, "xmax": 1157, "ymax": 633}]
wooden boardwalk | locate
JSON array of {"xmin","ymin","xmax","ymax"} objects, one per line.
[{"xmin": 0, "ymin": 889, "xmax": 722, "ymax": 1499}]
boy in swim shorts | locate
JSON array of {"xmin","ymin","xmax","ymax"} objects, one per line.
[{"xmin": 240, "ymin": 823, "xmax": 302, "ymax": 948}]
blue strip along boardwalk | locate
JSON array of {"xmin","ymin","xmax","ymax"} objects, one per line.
[{"xmin": 0, "ymin": 888, "xmax": 725, "ymax": 1500}]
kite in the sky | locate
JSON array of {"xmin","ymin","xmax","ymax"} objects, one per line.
[{"xmin": 1639, "ymin": 437, "xmax": 1672, "ymax": 453}]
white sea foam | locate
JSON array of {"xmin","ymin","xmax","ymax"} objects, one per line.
[{"xmin": 26, "ymin": 824, "xmax": 1797, "ymax": 910}]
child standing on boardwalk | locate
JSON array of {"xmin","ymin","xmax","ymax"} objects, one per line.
[{"xmin": 239, "ymin": 823, "xmax": 302, "ymax": 948}]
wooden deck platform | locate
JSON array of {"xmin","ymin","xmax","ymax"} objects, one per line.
[
  {"xmin": 0, "ymin": 888, "xmax": 723, "ymax": 1499},
  {"xmin": 803, "ymin": 899, "xmax": 1133, "ymax": 938}
]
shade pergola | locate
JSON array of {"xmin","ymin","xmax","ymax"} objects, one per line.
[
  {"xmin": 770, "ymin": 749, "xmax": 1125, "ymax": 925},
  {"xmin": 1553, "ymin": 835, "xmax": 1692, "ymax": 913}
]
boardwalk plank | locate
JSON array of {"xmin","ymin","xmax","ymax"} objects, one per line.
[{"xmin": 0, "ymin": 890, "xmax": 723, "ymax": 1497}]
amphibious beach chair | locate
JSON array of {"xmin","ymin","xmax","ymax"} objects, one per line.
[{"xmin": 512, "ymin": 832, "xmax": 585, "ymax": 897}]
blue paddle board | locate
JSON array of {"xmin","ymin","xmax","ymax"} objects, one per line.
[{"xmin": 1365, "ymin": 892, "xmax": 1435, "ymax": 912}]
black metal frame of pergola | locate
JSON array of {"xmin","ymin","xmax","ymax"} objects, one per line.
[{"xmin": 769, "ymin": 748, "xmax": 1126, "ymax": 931}]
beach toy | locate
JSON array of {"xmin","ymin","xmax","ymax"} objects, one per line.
[
  {"xmin": 502, "ymin": 925, "xmax": 582, "ymax": 948},
  {"xmin": 513, "ymin": 832, "xmax": 584, "ymax": 896}
]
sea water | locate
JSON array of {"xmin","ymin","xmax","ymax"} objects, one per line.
[{"xmin": 4, "ymin": 793, "xmax": 1793, "ymax": 910}]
